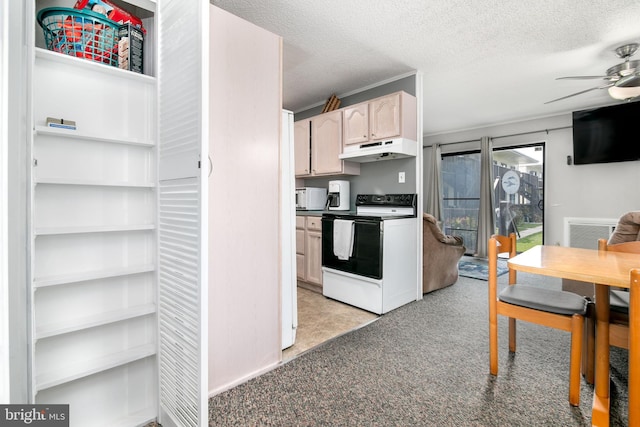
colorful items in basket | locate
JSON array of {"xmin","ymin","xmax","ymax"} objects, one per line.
[
  {"xmin": 74, "ymin": 0, "xmax": 146, "ymax": 34},
  {"xmin": 37, "ymin": 7, "xmax": 120, "ymax": 66},
  {"xmin": 37, "ymin": 3, "xmax": 145, "ymax": 72}
]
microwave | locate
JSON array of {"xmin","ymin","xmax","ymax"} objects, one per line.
[{"xmin": 295, "ymin": 187, "xmax": 327, "ymax": 210}]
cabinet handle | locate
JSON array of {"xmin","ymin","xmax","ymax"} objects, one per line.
[{"xmin": 208, "ymin": 156, "xmax": 213, "ymax": 177}]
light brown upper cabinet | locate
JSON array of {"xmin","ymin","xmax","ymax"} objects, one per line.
[
  {"xmin": 294, "ymin": 110, "xmax": 360, "ymax": 177},
  {"xmin": 342, "ymin": 102, "xmax": 369, "ymax": 146},
  {"xmin": 294, "ymin": 119, "xmax": 311, "ymax": 176},
  {"xmin": 343, "ymin": 91, "xmax": 417, "ymax": 146}
]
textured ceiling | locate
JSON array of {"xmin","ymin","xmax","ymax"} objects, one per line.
[{"xmin": 211, "ymin": 0, "xmax": 640, "ymax": 135}]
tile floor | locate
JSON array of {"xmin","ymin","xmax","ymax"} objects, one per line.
[{"xmin": 282, "ymin": 287, "xmax": 379, "ymax": 361}]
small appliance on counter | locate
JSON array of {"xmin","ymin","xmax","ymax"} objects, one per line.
[
  {"xmin": 327, "ymin": 180, "xmax": 350, "ymax": 211},
  {"xmin": 295, "ymin": 187, "xmax": 327, "ymax": 210}
]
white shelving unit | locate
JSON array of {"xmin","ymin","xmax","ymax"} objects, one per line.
[
  {"xmin": 13, "ymin": 1, "xmax": 281, "ymax": 425},
  {"xmin": 29, "ymin": 1, "xmax": 158, "ymax": 425}
]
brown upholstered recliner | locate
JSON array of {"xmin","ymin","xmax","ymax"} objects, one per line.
[
  {"xmin": 422, "ymin": 213, "xmax": 466, "ymax": 294},
  {"xmin": 608, "ymin": 211, "xmax": 640, "ymax": 244}
]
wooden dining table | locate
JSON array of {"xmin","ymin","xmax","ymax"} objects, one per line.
[{"xmin": 507, "ymin": 245, "xmax": 640, "ymax": 427}]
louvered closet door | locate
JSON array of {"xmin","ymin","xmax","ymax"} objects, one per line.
[{"xmin": 158, "ymin": 1, "xmax": 209, "ymax": 426}]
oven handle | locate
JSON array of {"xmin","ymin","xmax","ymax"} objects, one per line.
[{"xmin": 322, "ymin": 215, "xmax": 381, "ymax": 225}]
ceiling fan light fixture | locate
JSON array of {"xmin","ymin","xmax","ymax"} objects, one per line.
[
  {"xmin": 546, "ymin": 43, "xmax": 640, "ymax": 104},
  {"xmin": 608, "ymin": 85, "xmax": 640, "ymax": 100}
]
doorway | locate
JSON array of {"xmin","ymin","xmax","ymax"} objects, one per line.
[
  {"xmin": 493, "ymin": 144, "xmax": 544, "ymax": 252},
  {"xmin": 441, "ymin": 151, "xmax": 481, "ymax": 255},
  {"xmin": 440, "ymin": 143, "xmax": 544, "ymax": 254}
]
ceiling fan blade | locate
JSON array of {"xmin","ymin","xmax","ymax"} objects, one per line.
[
  {"xmin": 556, "ymin": 76, "xmax": 611, "ymax": 80},
  {"xmin": 544, "ymin": 83, "xmax": 614, "ymax": 104},
  {"xmin": 615, "ymin": 73, "xmax": 640, "ymax": 87}
]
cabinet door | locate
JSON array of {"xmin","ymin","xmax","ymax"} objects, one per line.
[
  {"xmin": 343, "ymin": 103, "xmax": 369, "ymax": 146},
  {"xmin": 311, "ymin": 110, "xmax": 343, "ymax": 175},
  {"xmin": 306, "ymin": 216, "xmax": 322, "ymax": 231},
  {"xmin": 294, "ymin": 120, "xmax": 311, "ymax": 176},
  {"xmin": 158, "ymin": 1, "xmax": 208, "ymax": 427},
  {"xmin": 296, "ymin": 254, "xmax": 306, "ymax": 281},
  {"xmin": 296, "ymin": 218, "xmax": 306, "ymax": 280},
  {"xmin": 295, "ymin": 229, "xmax": 305, "ymax": 255},
  {"xmin": 370, "ymin": 93, "xmax": 401, "ymax": 140},
  {"xmin": 305, "ymin": 230, "xmax": 323, "ymax": 286}
]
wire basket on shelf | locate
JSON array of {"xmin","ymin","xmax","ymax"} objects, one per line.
[{"xmin": 37, "ymin": 7, "xmax": 119, "ymax": 67}]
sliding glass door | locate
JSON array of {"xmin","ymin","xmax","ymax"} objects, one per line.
[
  {"xmin": 441, "ymin": 143, "xmax": 544, "ymax": 254},
  {"xmin": 493, "ymin": 144, "xmax": 544, "ymax": 252},
  {"xmin": 441, "ymin": 151, "xmax": 480, "ymax": 255}
]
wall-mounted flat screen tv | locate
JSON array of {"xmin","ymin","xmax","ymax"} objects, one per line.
[{"xmin": 572, "ymin": 101, "xmax": 640, "ymax": 165}]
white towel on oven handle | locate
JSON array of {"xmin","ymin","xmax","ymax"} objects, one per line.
[{"xmin": 333, "ymin": 219, "xmax": 355, "ymax": 260}]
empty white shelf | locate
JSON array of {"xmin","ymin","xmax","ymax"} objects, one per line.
[
  {"xmin": 35, "ymin": 304, "xmax": 157, "ymax": 340},
  {"xmin": 35, "ymin": 224, "xmax": 156, "ymax": 236},
  {"xmin": 34, "ymin": 125, "xmax": 155, "ymax": 147},
  {"xmin": 107, "ymin": 409, "xmax": 157, "ymax": 427},
  {"xmin": 35, "ymin": 344, "xmax": 156, "ymax": 392},
  {"xmin": 34, "ymin": 177, "xmax": 155, "ymax": 188},
  {"xmin": 35, "ymin": 48, "xmax": 156, "ymax": 82},
  {"xmin": 33, "ymin": 264, "xmax": 155, "ymax": 289}
]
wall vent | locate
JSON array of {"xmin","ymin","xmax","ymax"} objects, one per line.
[{"xmin": 563, "ymin": 217, "xmax": 617, "ymax": 249}]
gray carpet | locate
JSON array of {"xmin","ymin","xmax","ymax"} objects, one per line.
[{"xmin": 208, "ymin": 273, "xmax": 629, "ymax": 426}]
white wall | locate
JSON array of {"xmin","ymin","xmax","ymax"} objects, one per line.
[{"xmin": 424, "ymin": 113, "xmax": 640, "ymax": 247}]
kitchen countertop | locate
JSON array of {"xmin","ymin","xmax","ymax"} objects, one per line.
[{"xmin": 296, "ymin": 210, "xmax": 355, "ymax": 216}]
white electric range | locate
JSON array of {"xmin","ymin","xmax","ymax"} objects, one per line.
[{"xmin": 321, "ymin": 194, "xmax": 418, "ymax": 314}]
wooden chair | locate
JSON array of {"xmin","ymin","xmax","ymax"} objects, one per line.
[
  {"xmin": 488, "ymin": 234, "xmax": 589, "ymax": 406},
  {"xmin": 582, "ymin": 239, "xmax": 640, "ymax": 384}
]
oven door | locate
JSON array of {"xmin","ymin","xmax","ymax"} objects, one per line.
[{"xmin": 321, "ymin": 215, "xmax": 383, "ymax": 279}]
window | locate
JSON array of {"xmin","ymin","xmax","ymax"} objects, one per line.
[{"xmin": 440, "ymin": 143, "xmax": 544, "ymax": 254}]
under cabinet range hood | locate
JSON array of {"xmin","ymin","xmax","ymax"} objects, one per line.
[{"xmin": 339, "ymin": 138, "xmax": 417, "ymax": 162}]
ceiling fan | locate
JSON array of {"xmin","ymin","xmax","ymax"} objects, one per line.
[{"xmin": 545, "ymin": 43, "xmax": 640, "ymax": 104}]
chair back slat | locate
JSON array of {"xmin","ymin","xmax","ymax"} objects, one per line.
[
  {"xmin": 601, "ymin": 239, "xmax": 640, "ymax": 254},
  {"xmin": 491, "ymin": 233, "xmax": 517, "ymax": 284}
]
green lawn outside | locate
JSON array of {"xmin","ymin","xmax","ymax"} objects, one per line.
[
  {"xmin": 517, "ymin": 231, "xmax": 542, "ymax": 253},
  {"xmin": 516, "ymin": 222, "xmax": 542, "ymax": 231}
]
